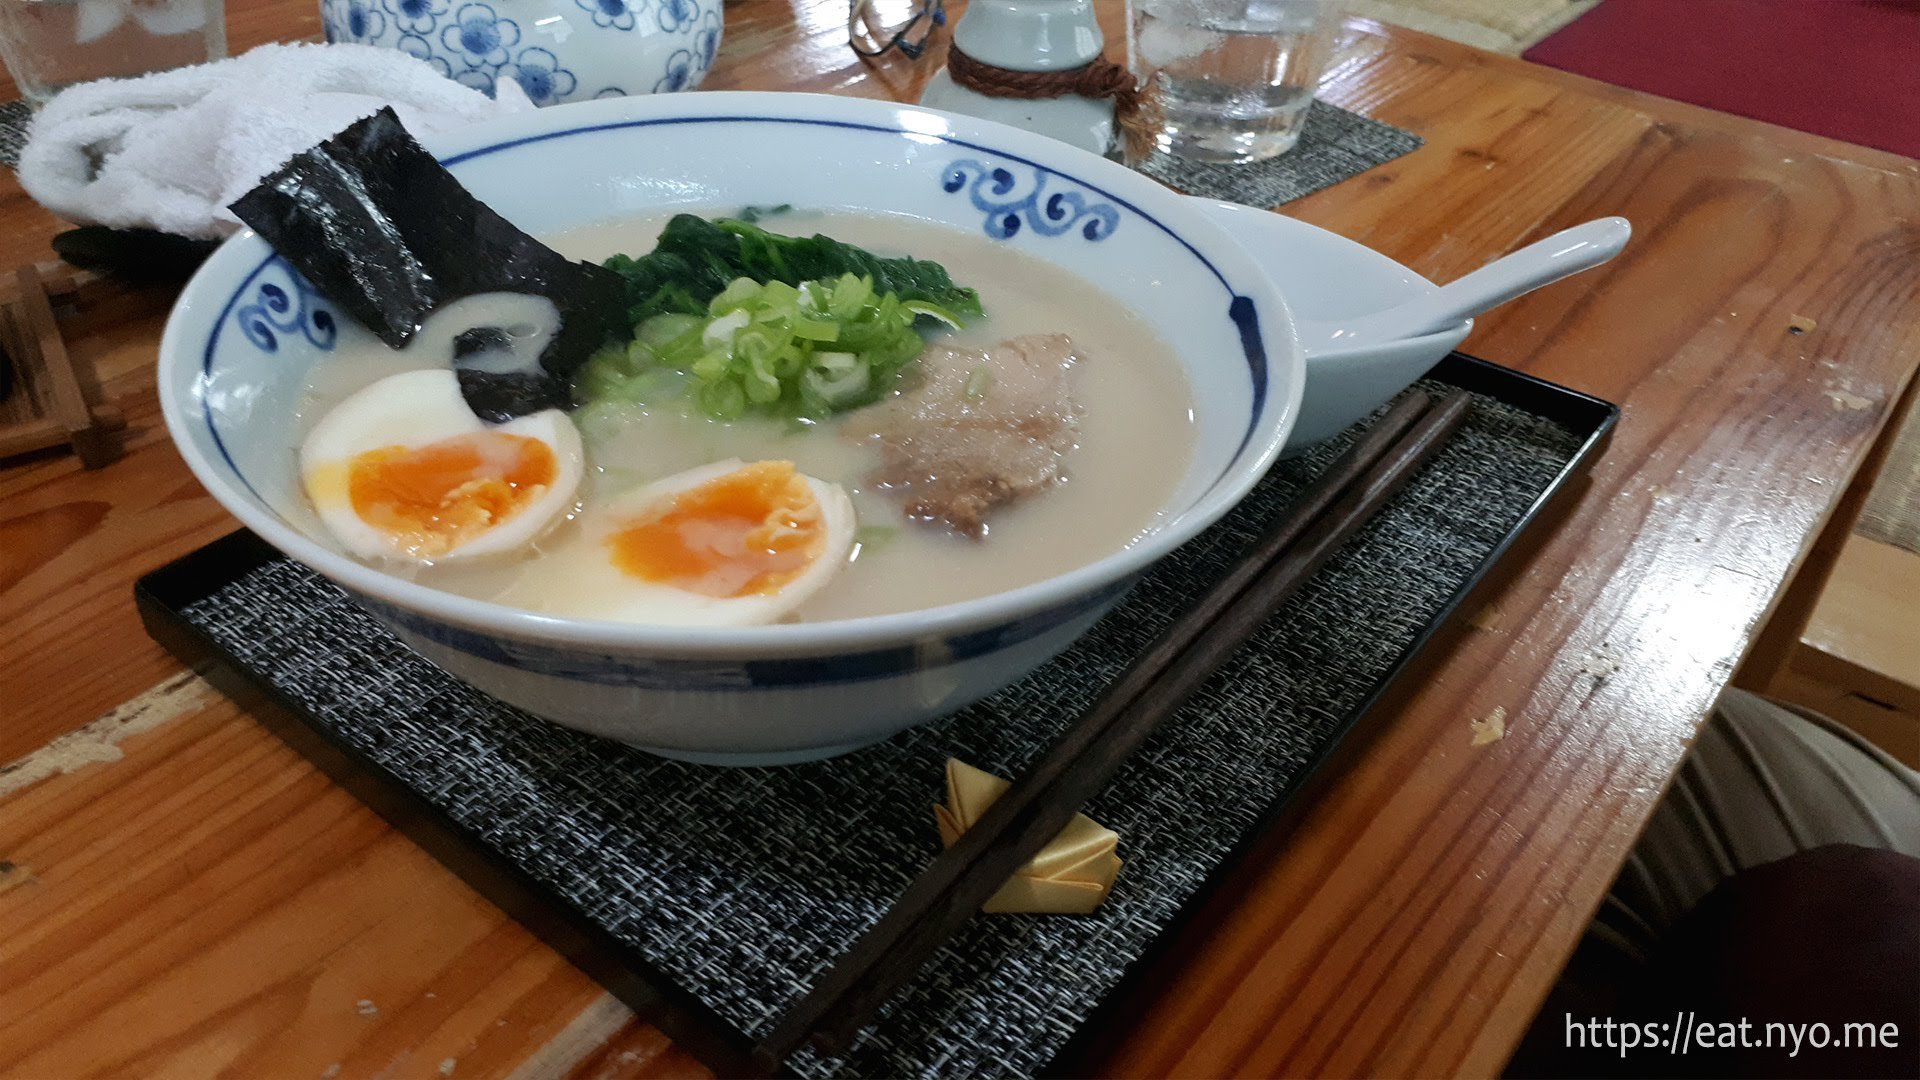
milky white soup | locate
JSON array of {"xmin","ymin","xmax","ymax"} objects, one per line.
[{"xmin": 291, "ymin": 211, "xmax": 1196, "ymax": 622}]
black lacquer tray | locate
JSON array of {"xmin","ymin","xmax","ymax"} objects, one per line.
[{"xmin": 138, "ymin": 353, "xmax": 1617, "ymax": 1078}]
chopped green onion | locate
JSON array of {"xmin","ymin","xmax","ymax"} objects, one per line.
[
  {"xmin": 802, "ymin": 350, "xmax": 870, "ymax": 407},
  {"xmin": 854, "ymin": 525, "xmax": 898, "ymax": 552},
  {"xmin": 578, "ymin": 225, "xmax": 986, "ymax": 424},
  {"xmin": 698, "ymin": 378, "xmax": 748, "ymax": 420},
  {"xmin": 582, "ymin": 272, "xmax": 932, "ymax": 421}
]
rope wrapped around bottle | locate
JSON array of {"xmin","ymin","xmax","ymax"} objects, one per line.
[{"xmin": 945, "ymin": 46, "xmax": 1159, "ymax": 159}]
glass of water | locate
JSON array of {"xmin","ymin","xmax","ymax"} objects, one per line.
[
  {"xmin": 1130, "ymin": 0, "xmax": 1341, "ymax": 164},
  {"xmin": 0, "ymin": 0, "xmax": 226, "ymax": 106}
]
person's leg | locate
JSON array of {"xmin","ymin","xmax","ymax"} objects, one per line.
[
  {"xmin": 1508, "ymin": 690, "xmax": 1920, "ymax": 1077},
  {"xmin": 1594, "ymin": 688, "xmax": 1920, "ymax": 963},
  {"xmin": 1638, "ymin": 843, "xmax": 1919, "ymax": 1078}
]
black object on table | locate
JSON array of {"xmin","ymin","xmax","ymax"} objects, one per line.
[
  {"xmin": 49, "ymin": 226, "xmax": 220, "ymax": 285},
  {"xmin": 137, "ymin": 353, "xmax": 1617, "ymax": 1079}
]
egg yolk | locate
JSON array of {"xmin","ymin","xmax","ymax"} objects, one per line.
[
  {"xmin": 348, "ymin": 432, "xmax": 557, "ymax": 557},
  {"xmin": 608, "ymin": 461, "xmax": 826, "ymax": 598}
]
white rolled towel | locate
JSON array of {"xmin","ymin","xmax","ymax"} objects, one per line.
[{"xmin": 17, "ymin": 42, "xmax": 535, "ymax": 240}]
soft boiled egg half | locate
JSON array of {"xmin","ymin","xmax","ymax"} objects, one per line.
[
  {"xmin": 495, "ymin": 459, "xmax": 857, "ymax": 627},
  {"xmin": 301, "ymin": 368, "xmax": 585, "ymax": 562}
]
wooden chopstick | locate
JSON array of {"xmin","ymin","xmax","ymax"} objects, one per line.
[{"xmin": 755, "ymin": 389, "xmax": 1474, "ymax": 1067}]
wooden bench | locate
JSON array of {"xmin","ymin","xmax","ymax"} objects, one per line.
[
  {"xmin": 1741, "ymin": 384, "xmax": 1920, "ymax": 767},
  {"xmin": 1775, "ymin": 534, "xmax": 1920, "ymax": 766}
]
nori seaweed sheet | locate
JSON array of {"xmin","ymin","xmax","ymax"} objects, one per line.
[{"xmin": 229, "ymin": 108, "xmax": 626, "ymax": 420}]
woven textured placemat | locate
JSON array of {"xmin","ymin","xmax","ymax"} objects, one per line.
[
  {"xmin": 175, "ymin": 381, "xmax": 1580, "ymax": 1079},
  {"xmin": 0, "ymin": 100, "xmax": 29, "ymax": 168},
  {"xmin": 1134, "ymin": 98, "xmax": 1423, "ymax": 206}
]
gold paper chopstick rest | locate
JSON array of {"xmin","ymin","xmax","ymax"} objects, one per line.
[{"xmin": 933, "ymin": 758, "xmax": 1122, "ymax": 914}]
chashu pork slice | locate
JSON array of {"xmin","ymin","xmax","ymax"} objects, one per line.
[{"xmin": 845, "ymin": 333, "xmax": 1082, "ymax": 538}]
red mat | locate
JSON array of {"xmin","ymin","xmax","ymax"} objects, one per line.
[{"xmin": 1524, "ymin": 0, "xmax": 1920, "ymax": 159}]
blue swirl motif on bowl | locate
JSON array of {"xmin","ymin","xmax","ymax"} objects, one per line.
[
  {"xmin": 940, "ymin": 159, "xmax": 1120, "ymax": 242},
  {"xmin": 233, "ymin": 259, "xmax": 338, "ymax": 354}
]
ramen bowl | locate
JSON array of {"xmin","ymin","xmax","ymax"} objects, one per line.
[{"xmin": 159, "ymin": 91, "xmax": 1303, "ymax": 765}]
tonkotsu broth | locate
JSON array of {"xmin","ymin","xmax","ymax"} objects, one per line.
[{"xmin": 291, "ymin": 211, "xmax": 1196, "ymax": 622}]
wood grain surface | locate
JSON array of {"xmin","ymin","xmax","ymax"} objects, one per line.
[{"xmin": 3, "ymin": 2, "xmax": 1917, "ymax": 1077}]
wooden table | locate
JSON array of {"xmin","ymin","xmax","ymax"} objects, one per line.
[{"xmin": 4, "ymin": 3, "xmax": 1917, "ymax": 1076}]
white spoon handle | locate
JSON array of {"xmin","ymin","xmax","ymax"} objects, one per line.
[{"xmin": 1314, "ymin": 217, "xmax": 1631, "ymax": 350}]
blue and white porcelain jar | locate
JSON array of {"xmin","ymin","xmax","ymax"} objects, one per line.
[{"xmin": 319, "ymin": 0, "xmax": 723, "ymax": 105}]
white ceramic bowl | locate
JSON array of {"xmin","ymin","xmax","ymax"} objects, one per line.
[{"xmin": 159, "ymin": 91, "xmax": 1304, "ymax": 765}]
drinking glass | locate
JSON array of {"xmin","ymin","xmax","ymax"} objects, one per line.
[
  {"xmin": 0, "ymin": 0, "xmax": 226, "ymax": 106},
  {"xmin": 1130, "ymin": 0, "xmax": 1341, "ymax": 164}
]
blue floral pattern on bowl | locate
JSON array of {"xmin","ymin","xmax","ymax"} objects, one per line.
[
  {"xmin": 318, "ymin": 0, "xmax": 722, "ymax": 106},
  {"xmin": 386, "ymin": 0, "xmax": 443, "ymax": 33},
  {"xmin": 574, "ymin": 0, "xmax": 634, "ymax": 30},
  {"xmin": 653, "ymin": 49, "xmax": 694, "ymax": 93},
  {"xmin": 655, "ymin": 0, "xmax": 696, "ymax": 32},
  {"xmin": 321, "ymin": 0, "xmax": 383, "ymax": 41},
  {"xmin": 439, "ymin": 2, "xmax": 518, "ymax": 69},
  {"xmin": 453, "ymin": 68, "xmax": 494, "ymax": 93},
  {"xmin": 940, "ymin": 159, "xmax": 1121, "ymax": 242},
  {"xmin": 508, "ymin": 47, "xmax": 578, "ymax": 106},
  {"xmin": 694, "ymin": 8, "xmax": 721, "ymax": 69},
  {"xmin": 397, "ymin": 32, "xmax": 450, "ymax": 76},
  {"xmin": 232, "ymin": 259, "xmax": 338, "ymax": 354}
]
